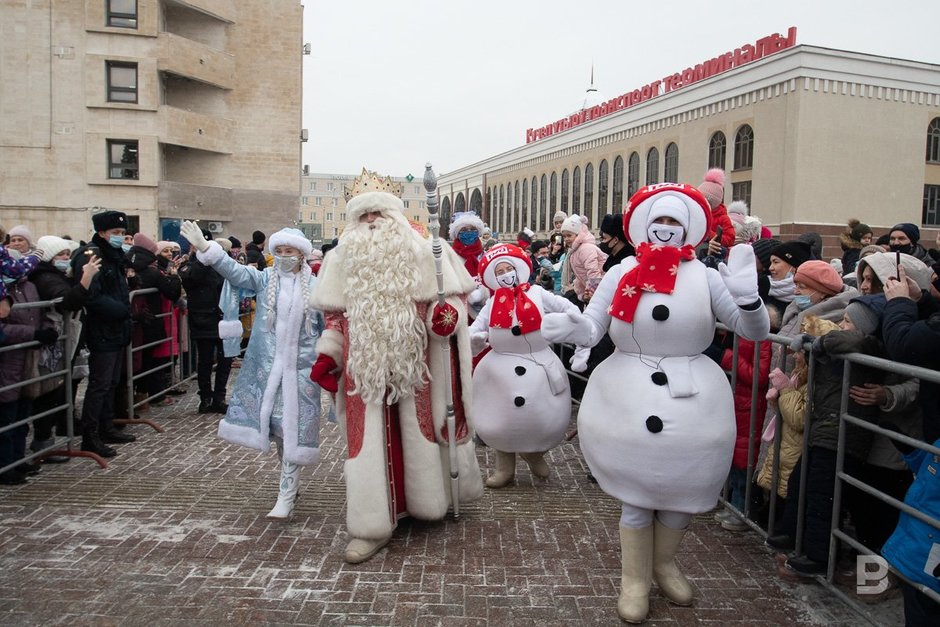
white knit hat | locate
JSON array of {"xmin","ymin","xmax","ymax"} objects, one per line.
[
  {"xmin": 36, "ymin": 235, "xmax": 71, "ymax": 262},
  {"xmin": 267, "ymin": 227, "xmax": 312, "ymax": 256},
  {"xmin": 560, "ymin": 215, "xmax": 584, "ymax": 234},
  {"xmin": 9, "ymin": 224, "xmax": 33, "ymax": 246}
]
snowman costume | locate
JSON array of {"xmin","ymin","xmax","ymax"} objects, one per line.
[
  {"xmin": 468, "ymin": 245, "xmax": 579, "ymax": 486},
  {"xmin": 541, "ymin": 183, "xmax": 769, "ymax": 623}
]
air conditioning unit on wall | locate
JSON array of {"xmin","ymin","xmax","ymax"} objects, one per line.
[{"xmin": 206, "ymin": 221, "xmax": 223, "ymax": 233}]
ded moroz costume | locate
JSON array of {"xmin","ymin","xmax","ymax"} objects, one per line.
[
  {"xmin": 541, "ymin": 182, "xmax": 770, "ymax": 623},
  {"xmin": 179, "ymin": 221, "xmax": 323, "ymax": 521},
  {"xmin": 309, "ymin": 169, "xmax": 484, "ymax": 564},
  {"xmin": 468, "ymin": 244, "xmax": 580, "ymax": 487}
]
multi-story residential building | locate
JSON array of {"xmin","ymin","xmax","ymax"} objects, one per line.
[{"xmin": 0, "ymin": 0, "xmax": 304, "ymax": 242}]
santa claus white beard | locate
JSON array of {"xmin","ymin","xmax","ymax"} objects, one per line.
[{"xmin": 342, "ymin": 215, "xmax": 430, "ymax": 405}]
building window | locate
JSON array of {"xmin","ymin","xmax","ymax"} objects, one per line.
[
  {"xmin": 645, "ymin": 148, "xmax": 659, "ymax": 185},
  {"xmin": 584, "ymin": 163, "xmax": 594, "ymax": 219},
  {"xmin": 301, "ymin": 197, "xmax": 308, "ymax": 206},
  {"xmin": 414, "ymin": 215, "xmax": 420, "ymax": 222},
  {"xmin": 326, "ymin": 212, "xmax": 333, "ymax": 221},
  {"xmin": 455, "ymin": 192, "xmax": 465, "ymax": 213},
  {"xmin": 924, "ymin": 185, "xmax": 940, "ymax": 225},
  {"xmin": 107, "ymin": 139, "xmax": 138, "ymax": 180},
  {"xmin": 415, "ymin": 185, "xmax": 421, "ymax": 195},
  {"xmin": 499, "ymin": 185, "xmax": 505, "ymax": 233},
  {"xmin": 664, "ymin": 143, "xmax": 679, "ymax": 183},
  {"xmin": 598, "ymin": 160, "xmax": 609, "ymax": 214},
  {"xmin": 522, "ymin": 178, "xmax": 529, "ymax": 226},
  {"xmin": 309, "ymin": 182, "xmax": 316, "ymax": 191},
  {"xmin": 331, "ymin": 198, "xmax": 337, "ymax": 207},
  {"xmin": 403, "ymin": 200, "xmax": 410, "ymax": 208},
  {"xmin": 471, "ymin": 189, "xmax": 482, "ymax": 214},
  {"xmin": 708, "ymin": 131, "xmax": 726, "ymax": 170},
  {"xmin": 107, "ymin": 0, "xmax": 137, "ymax": 28},
  {"xmin": 732, "ymin": 180, "xmax": 752, "ymax": 207},
  {"xmin": 928, "ymin": 118, "xmax": 940, "ymax": 163},
  {"xmin": 733, "ymin": 124, "xmax": 754, "ymax": 170},
  {"xmin": 627, "ymin": 152, "xmax": 640, "ymax": 197},
  {"xmin": 612, "ymin": 156, "xmax": 624, "ymax": 211},
  {"xmin": 513, "ymin": 182, "xmax": 520, "ymax": 232},
  {"xmin": 572, "ymin": 166, "xmax": 581, "ymax": 213},
  {"xmin": 340, "ymin": 213, "xmax": 346, "ymax": 222},
  {"xmin": 539, "ymin": 174, "xmax": 547, "ymax": 232},
  {"xmin": 315, "ymin": 197, "xmax": 322, "ymax": 206},
  {"xmin": 550, "ymin": 172, "xmax": 558, "ymax": 216},
  {"xmin": 561, "ymin": 169, "xmax": 569, "ymax": 214},
  {"xmin": 327, "ymin": 182, "xmax": 335, "ymax": 192},
  {"xmin": 530, "ymin": 177, "xmax": 537, "ymax": 228},
  {"xmin": 420, "ymin": 200, "xmax": 425, "ymax": 209},
  {"xmin": 106, "ymin": 61, "xmax": 137, "ymax": 103}
]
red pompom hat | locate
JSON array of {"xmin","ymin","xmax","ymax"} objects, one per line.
[{"xmin": 623, "ymin": 183, "xmax": 713, "ymax": 249}]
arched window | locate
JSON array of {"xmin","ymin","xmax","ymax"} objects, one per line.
[
  {"xmin": 498, "ymin": 185, "xmax": 505, "ymax": 234},
  {"xmin": 612, "ymin": 156, "xmax": 624, "ymax": 211},
  {"xmin": 484, "ymin": 188, "xmax": 490, "ymax": 224},
  {"xmin": 441, "ymin": 196, "xmax": 452, "ymax": 230},
  {"xmin": 550, "ymin": 172, "xmax": 558, "ymax": 219},
  {"xmin": 584, "ymin": 163, "xmax": 594, "ymax": 221},
  {"xmin": 539, "ymin": 174, "xmax": 547, "ymax": 232},
  {"xmin": 561, "ymin": 169, "xmax": 570, "ymax": 214},
  {"xmin": 455, "ymin": 192, "xmax": 466, "ymax": 213},
  {"xmin": 530, "ymin": 176, "xmax": 537, "ymax": 229},
  {"xmin": 928, "ymin": 118, "xmax": 940, "ymax": 163},
  {"xmin": 470, "ymin": 188, "xmax": 482, "ymax": 215},
  {"xmin": 733, "ymin": 124, "xmax": 754, "ymax": 170},
  {"xmin": 521, "ymin": 178, "xmax": 529, "ymax": 228},
  {"xmin": 664, "ymin": 143, "xmax": 679, "ymax": 183},
  {"xmin": 572, "ymin": 166, "xmax": 581, "ymax": 214},
  {"xmin": 646, "ymin": 148, "xmax": 659, "ymax": 185},
  {"xmin": 627, "ymin": 152, "xmax": 640, "ymax": 197},
  {"xmin": 708, "ymin": 131, "xmax": 726, "ymax": 170},
  {"xmin": 598, "ymin": 159, "xmax": 609, "ymax": 215},
  {"xmin": 513, "ymin": 181, "xmax": 520, "ymax": 234}
]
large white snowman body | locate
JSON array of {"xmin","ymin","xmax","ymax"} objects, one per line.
[{"xmin": 470, "ymin": 285, "xmax": 576, "ymax": 452}]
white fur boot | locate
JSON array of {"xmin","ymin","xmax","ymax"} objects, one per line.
[
  {"xmin": 485, "ymin": 450, "xmax": 516, "ymax": 488},
  {"xmin": 652, "ymin": 519, "xmax": 694, "ymax": 605},
  {"xmin": 618, "ymin": 525, "xmax": 653, "ymax": 624},
  {"xmin": 520, "ymin": 451, "xmax": 550, "ymax": 479},
  {"xmin": 266, "ymin": 460, "xmax": 301, "ymax": 521}
]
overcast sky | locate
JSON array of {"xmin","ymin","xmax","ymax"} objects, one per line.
[{"xmin": 301, "ymin": 0, "xmax": 938, "ymax": 179}]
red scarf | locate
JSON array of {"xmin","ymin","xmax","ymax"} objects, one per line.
[
  {"xmin": 452, "ymin": 238, "xmax": 483, "ymax": 277},
  {"xmin": 490, "ymin": 283, "xmax": 542, "ymax": 334},
  {"xmin": 609, "ymin": 242, "xmax": 696, "ymax": 323}
]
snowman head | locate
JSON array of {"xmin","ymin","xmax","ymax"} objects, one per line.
[
  {"xmin": 479, "ymin": 243, "xmax": 533, "ymax": 292},
  {"xmin": 624, "ymin": 183, "xmax": 712, "ymax": 249}
]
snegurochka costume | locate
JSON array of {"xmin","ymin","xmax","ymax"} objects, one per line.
[
  {"xmin": 468, "ymin": 243, "xmax": 579, "ymax": 487},
  {"xmin": 541, "ymin": 183, "xmax": 770, "ymax": 623}
]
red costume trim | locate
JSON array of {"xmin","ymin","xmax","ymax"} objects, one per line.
[{"xmin": 608, "ymin": 242, "xmax": 696, "ymax": 323}]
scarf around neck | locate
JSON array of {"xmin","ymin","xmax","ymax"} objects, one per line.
[
  {"xmin": 489, "ymin": 283, "xmax": 542, "ymax": 334},
  {"xmin": 609, "ymin": 242, "xmax": 696, "ymax": 323},
  {"xmin": 452, "ymin": 238, "xmax": 483, "ymax": 277}
]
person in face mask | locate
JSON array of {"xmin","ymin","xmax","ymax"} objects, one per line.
[
  {"xmin": 599, "ymin": 213, "xmax": 635, "ymax": 272},
  {"xmin": 468, "ymin": 244, "xmax": 581, "ymax": 490},
  {"xmin": 449, "ymin": 211, "xmax": 487, "ymax": 319},
  {"xmin": 27, "ymin": 236, "xmax": 101, "ymax": 460},
  {"xmin": 888, "ymin": 223, "xmax": 933, "ymax": 265},
  {"xmin": 180, "ymin": 222, "xmax": 324, "ymax": 523}
]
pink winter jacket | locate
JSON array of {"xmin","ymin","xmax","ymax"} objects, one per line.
[{"xmin": 566, "ymin": 227, "xmax": 607, "ymax": 301}]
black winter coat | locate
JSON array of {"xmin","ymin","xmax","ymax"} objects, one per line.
[
  {"xmin": 127, "ymin": 246, "xmax": 182, "ymax": 344},
  {"xmin": 30, "ymin": 261, "xmax": 89, "ymax": 313},
  {"xmin": 178, "ymin": 256, "xmax": 225, "ymax": 340},
  {"xmin": 882, "ymin": 295, "xmax": 940, "ymax": 442},
  {"xmin": 72, "ymin": 234, "xmax": 132, "ymax": 352}
]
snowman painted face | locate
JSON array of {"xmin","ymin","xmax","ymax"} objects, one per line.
[
  {"xmin": 647, "ymin": 216, "xmax": 685, "ymax": 248},
  {"xmin": 494, "ymin": 261, "xmax": 517, "ymax": 288}
]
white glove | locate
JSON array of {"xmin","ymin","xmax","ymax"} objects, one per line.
[
  {"xmin": 541, "ymin": 310, "xmax": 594, "ymax": 346},
  {"xmin": 179, "ymin": 220, "xmax": 210, "ymax": 253},
  {"xmin": 470, "ymin": 331, "xmax": 489, "ymax": 356},
  {"xmin": 718, "ymin": 244, "xmax": 760, "ymax": 306},
  {"xmin": 570, "ymin": 345, "xmax": 591, "ymax": 373},
  {"xmin": 468, "ymin": 285, "xmax": 488, "ymax": 306}
]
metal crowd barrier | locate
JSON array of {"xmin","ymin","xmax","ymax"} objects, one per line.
[{"xmin": 558, "ymin": 321, "xmax": 939, "ymax": 620}]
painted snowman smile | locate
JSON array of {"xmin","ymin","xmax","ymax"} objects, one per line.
[{"xmin": 652, "ymin": 230, "xmax": 672, "ymax": 243}]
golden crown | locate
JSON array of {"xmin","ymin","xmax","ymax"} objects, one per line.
[{"xmin": 344, "ymin": 167, "xmax": 403, "ymax": 201}]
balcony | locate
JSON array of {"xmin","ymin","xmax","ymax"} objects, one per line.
[
  {"xmin": 160, "ymin": 105, "xmax": 234, "ymax": 154},
  {"xmin": 158, "ymin": 32, "xmax": 234, "ymax": 90},
  {"xmin": 163, "ymin": 0, "xmax": 236, "ymax": 23}
]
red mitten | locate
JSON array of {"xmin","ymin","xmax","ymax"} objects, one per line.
[
  {"xmin": 430, "ymin": 302, "xmax": 458, "ymax": 336},
  {"xmin": 310, "ymin": 354, "xmax": 339, "ymax": 393}
]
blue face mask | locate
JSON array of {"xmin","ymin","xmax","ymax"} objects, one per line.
[
  {"xmin": 121, "ymin": 244, "xmax": 131, "ymax": 253},
  {"xmin": 108, "ymin": 235, "xmax": 124, "ymax": 249},
  {"xmin": 457, "ymin": 231, "xmax": 479, "ymax": 246},
  {"xmin": 2, "ymin": 276, "xmax": 15, "ymax": 285},
  {"xmin": 53, "ymin": 259, "xmax": 71, "ymax": 273},
  {"xmin": 794, "ymin": 295, "xmax": 813, "ymax": 311}
]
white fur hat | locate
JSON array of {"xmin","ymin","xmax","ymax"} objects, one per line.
[
  {"xmin": 36, "ymin": 235, "xmax": 71, "ymax": 262},
  {"xmin": 268, "ymin": 227, "xmax": 312, "ymax": 256},
  {"xmin": 560, "ymin": 215, "xmax": 584, "ymax": 234},
  {"xmin": 345, "ymin": 191, "xmax": 405, "ymax": 223},
  {"xmin": 448, "ymin": 211, "xmax": 485, "ymax": 240}
]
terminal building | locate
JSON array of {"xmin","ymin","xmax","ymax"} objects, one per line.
[
  {"xmin": 0, "ymin": 0, "xmax": 304, "ymax": 242},
  {"xmin": 436, "ymin": 28, "xmax": 940, "ymax": 258}
]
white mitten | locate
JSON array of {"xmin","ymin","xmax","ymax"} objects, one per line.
[
  {"xmin": 179, "ymin": 220, "xmax": 210, "ymax": 253},
  {"xmin": 470, "ymin": 331, "xmax": 489, "ymax": 356},
  {"xmin": 468, "ymin": 285, "xmax": 488, "ymax": 306},
  {"xmin": 569, "ymin": 345, "xmax": 591, "ymax": 373},
  {"xmin": 718, "ymin": 244, "xmax": 760, "ymax": 306},
  {"xmin": 541, "ymin": 310, "xmax": 594, "ymax": 346}
]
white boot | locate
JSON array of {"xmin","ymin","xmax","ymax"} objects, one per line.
[
  {"xmin": 618, "ymin": 525, "xmax": 653, "ymax": 624},
  {"xmin": 266, "ymin": 460, "xmax": 301, "ymax": 520},
  {"xmin": 520, "ymin": 451, "xmax": 550, "ymax": 479},
  {"xmin": 485, "ymin": 450, "xmax": 516, "ymax": 488},
  {"xmin": 345, "ymin": 536, "xmax": 391, "ymax": 564},
  {"xmin": 652, "ymin": 519, "xmax": 694, "ymax": 606}
]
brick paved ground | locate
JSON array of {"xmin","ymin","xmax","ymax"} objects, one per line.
[{"xmin": 0, "ymin": 383, "xmax": 904, "ymax": 625}]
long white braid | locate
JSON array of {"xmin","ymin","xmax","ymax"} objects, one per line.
[
  {"xmin": 264, "ymin": 262, "xmax": 316, "ymax": 336},
  {"xmin": 264, "ymin": 267, "xmax": 280, "ymax": 332}
]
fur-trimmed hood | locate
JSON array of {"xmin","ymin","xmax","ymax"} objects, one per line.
[{"xmin": 839, "ymin": 232, "xmax": 862, "ymax": 252}]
